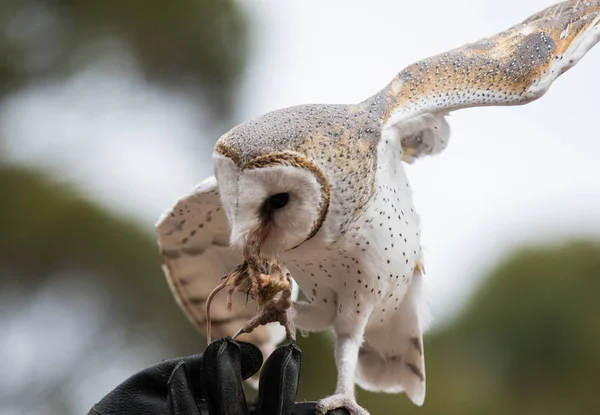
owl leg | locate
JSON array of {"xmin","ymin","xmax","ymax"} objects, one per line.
[
  {"xmin": 291, "ymin": 301, "xmax": 335, "ymax": 332},
  {"xmin": 233, "ymin": 282, "xmax": 296, "ymax": 342},
  {"xmin": 315, "ymin": 314, "xmax": 372, "ymax": 415}
]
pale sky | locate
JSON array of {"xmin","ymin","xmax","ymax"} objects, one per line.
[{"xmin": 3, "ymin": 0, "xmax": 600, "ymax": 322}]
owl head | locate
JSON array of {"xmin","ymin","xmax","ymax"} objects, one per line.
[
  {"xmin": 213, "ymin": 125, "xmax": 332, "ymax": 258},
  {"xmin": 211, "ymin": 102, "xmax": 384, "ymax": 258}
]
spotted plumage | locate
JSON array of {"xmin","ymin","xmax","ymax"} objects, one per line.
[{"xmin": 156, "ymin": 2, "xmax": 600, "ymax": 414}]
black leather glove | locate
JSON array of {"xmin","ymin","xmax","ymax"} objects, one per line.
[{"xmin": 88, "ymin": 337, "xmax": 348, "ymax": 415}]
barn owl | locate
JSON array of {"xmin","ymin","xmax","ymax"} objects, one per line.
[{"xmin": 156, "ymin": 1, "xmax": 600, "ymax": 414}]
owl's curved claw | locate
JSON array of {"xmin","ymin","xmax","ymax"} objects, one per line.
[
  {"xmin": 315, "ymin": 394, "xmax": 370, "ymax": 415},
  {"xmin": 233, "ymin": 305, "xmax": 296, "ymax": 342},
  {"xmin": 233, "ymin": 284, "xmax": 296, "ymax": 342}
]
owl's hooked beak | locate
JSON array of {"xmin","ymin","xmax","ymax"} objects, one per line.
[{"xmin": 243, "ymin": 221, "xmax": 273, "ymax": 260}]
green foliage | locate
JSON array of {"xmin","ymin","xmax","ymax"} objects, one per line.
[
  {"xmin": 0, "ymin": 0, "xmax": 247, "ymax": 116},
  {"xmin": 0, "ymin": 165, "xmax": 200, "ymax": 354},
  {"xmin": 438, "ymin": 241, "xmax": 600, "ymax": 414}
]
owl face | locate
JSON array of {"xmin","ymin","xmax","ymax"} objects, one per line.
[
  {"xmin": 211, "ymin": 102, "xmax": 382, "ymax": 257},
  {"xmin": 213, "ymin": 150, "xmax": 330, "ymax": 257}
]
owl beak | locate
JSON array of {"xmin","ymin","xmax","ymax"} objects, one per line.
[{"xmin": 243, "ymin": 221, "xmax": 273, "ymax": 259}]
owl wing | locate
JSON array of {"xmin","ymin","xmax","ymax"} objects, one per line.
[
  {"xmin": 381, "ymin": 0, "xmax": 600, "ymax": 162},
  {"xmin": 156, "ymin": 176, "xmax": 287, "ymax": 359}
]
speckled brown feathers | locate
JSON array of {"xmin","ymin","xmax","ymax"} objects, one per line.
[
  {"xmin": 214, "ymin": 2, "xmax": 600, "ymax": 186},
  {"xmin": 381, "ymin": 0, "xmax": 600, "ymax": 128},
  {"xmin": 215, "ymin": 92, "xmax": 389, "ymax": 236}
]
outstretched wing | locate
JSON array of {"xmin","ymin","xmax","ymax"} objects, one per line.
[
  {"xmin": 381, "ymin": 0, "xmax": 600, "ymax": 162},
  {"xmin": 156, "ymin": 176, "xmax": 287, "ymax": 358}
]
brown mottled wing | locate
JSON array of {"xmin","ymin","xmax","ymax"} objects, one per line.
[
  {"xmin": 156, "ymin": 176, "xmax": 286, "ymax": 362},
  {"xmin": 382, "ymin": 0, "xmax": 600, "ymax": 162}
]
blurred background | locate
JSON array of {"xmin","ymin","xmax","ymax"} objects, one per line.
[{"xmin": 1, "ymin": 0, "xmax": 599, "ymax": 414}]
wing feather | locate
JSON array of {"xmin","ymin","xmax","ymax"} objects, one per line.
[
  {"xmin": 381, "ymin": 0, "xmax": 600, "ymax": 161},
  {"xmin": 156, "ymin": 176, "xmax": 287, "ymax": 356},
  {"xmin": 356, "ymin": 268, "xmax": 428, "ymax": 405}
]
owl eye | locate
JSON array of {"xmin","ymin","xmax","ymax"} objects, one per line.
[{"xmin": 266, "ymin": 193, "xmax": 289, "ymax": 210}]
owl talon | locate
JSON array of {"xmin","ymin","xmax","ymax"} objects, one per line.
[
  {"xmin": 315, "ymin": 394, "xmax": 370, "ymax": 415},
  {"xmin": 233, "ymin": 284, "xmax": 296, "ymax": 342},
  {"xmin": 232, "ymin": 307, "xmax": 295, "ymax": 341}
]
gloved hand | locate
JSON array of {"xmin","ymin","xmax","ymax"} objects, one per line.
[{"xmin": 87, "ymin": 337, "xmax": 349, "ymax": 415}]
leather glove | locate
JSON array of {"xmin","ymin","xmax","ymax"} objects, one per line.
[{"xmin": 87, "ymin": 337, "xmax": 348, "ymax": 415}]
